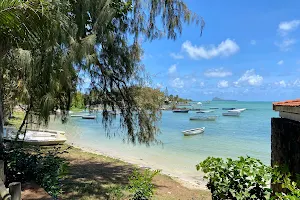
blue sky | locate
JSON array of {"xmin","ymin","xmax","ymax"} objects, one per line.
[{"xmin": 141, "ymin": 0, "xmax": 300, "ymax": 101}]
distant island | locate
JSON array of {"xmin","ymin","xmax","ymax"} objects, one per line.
[{"xmin": 212, "ymin": 97, "xmax": 237, "ymax": 102}]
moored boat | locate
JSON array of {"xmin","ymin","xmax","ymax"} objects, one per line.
[
  {"xmin": 173, "ymin": 109, "xmax": 189, "ymax": 113},
  {"xmin": 189, "ymin": 116, "xmax": 217, "ymax": 121},
  {"xmin": 222, "ymin": 108, "xmax": 236, "ymax": 110},
  {"xmin": 196, "ymin": 110, "xmax": 214, "ymax": 113},
  {"xmin": 209, "ymin": 107, "xmax": 219, "ymax": 109},
  {"xmin": 82, "ymin": 115, "xmax": 97, "ymax": 119},
  {"xmin": 182, "ymin": 127, "xmax": 205, "ymax": 136},
  {"xmin": 70, "ymin": 114, "xmax": 84, "ymax": 117},
  {"xmin": 222, "ymin": 112, "xmax": 241, "ymax": 116},
  {"xmin": 228, "ymin": 108, "xmax": 246, "ymax": 112},
  {"xmin": 3, "ymin": 126, "xmax": 67, "ymax": 145}
]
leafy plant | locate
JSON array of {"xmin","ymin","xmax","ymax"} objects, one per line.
[
  {"xmin": 272, "ymin": 166, "xmax": 300, "ymax": 199},
  {"xmin": 196, "ymin": 156, "xmax": 273, "ymax": 200},
  {"xmin": 107, "ymin": 185, "xmax": 125, "ymax": 200},
  {"xmin": 128, "ymin": 169, "xmax": 160, "ymax": 200},
  {"xmin": 3, "ymin": 144, "xmax": 69, "ymax": 199}
]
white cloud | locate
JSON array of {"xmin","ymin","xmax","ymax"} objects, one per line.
[
  {"xmin": 250, "ymin": 40, "xmax": 256, "ymax": 45},
  {"xmin": 218, "ymin": 80, "xmax": 229, "ymax": 88},
  {"xmin": 168, "ymin": 64, "xmax": 177, "ymax": 74},
  {"xmin": 275, "ymin": 38, "xmax": 296, "ymax": 51},
  {"xmin": 170, "ymin": 53, "xmax": 184, "ymax": 59},
  {"xmin": 234, "ymin": 69, "xmax": 263, "ymax": 86},
  {"xmin": 278, "ymin": 20, "xmax": 300, "ymax": 34},
  {"xmin": 293, "ymin": 79, "xmax": 300, "ymax": 87},
  {"xmin": 199, "ymin": 82, "xmax": 205, "ymax": 87},
  {"xmin": 204, "ymin": 68, "xmax": 232, "ymax": 78},
  {"xmin": 170, "ymin": 78, "xmax": 184, "ymax": 88},
  {"xmin": 275, "ymin": 80, "xmax": 287, "ymax": 87},
  {"xmin": 277, "ymin": 60, "xmax": 284, "ymax": 65},
  {"xmin": 191, "ymin": 78, "xmax": 197, "ymax": 83},
  {"xmin": 182, "ymin": 39, "xmax": 239, "ymax": 60},
  {"xmin": 156, "ymin": 83, "xmax": 163, "ymax": 89}
]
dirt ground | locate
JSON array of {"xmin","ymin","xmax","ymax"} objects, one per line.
[{"xmin": 59, "ymin": 145, "xmax": 211, "ymax": 200}]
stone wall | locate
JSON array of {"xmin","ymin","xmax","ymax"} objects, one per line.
[{"xmin": 271, "ymin": 117, "xmax": 300, "ymax": 176}]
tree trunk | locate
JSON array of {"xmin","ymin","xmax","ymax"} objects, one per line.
[{"xmin": 0, "ymin": 66, "xmax": 4, "ymax": 150}]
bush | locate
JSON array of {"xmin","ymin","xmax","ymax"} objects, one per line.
[
  {"xmin": 128, "ymin": 169, "xmax": 160, "ymax": 200},
  {"xmin": 272, "ymin": 166, "xmax": 300, "ymax": 199},
  {"xmin": 196, "ymin": 156, "xmax": 273, "ymax": 200},
  {"xmin": 3, "ymin": 143, "xmax": 69, "ymax": 199}
]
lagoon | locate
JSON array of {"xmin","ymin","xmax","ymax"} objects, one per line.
[{"xmin": 49, "ymin": 101, "xmax": 278, "ymax": 188}]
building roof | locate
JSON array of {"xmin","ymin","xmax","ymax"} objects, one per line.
[{"xmin": 273, "ymin": 99, "xmax": 300, "ymax": 107}]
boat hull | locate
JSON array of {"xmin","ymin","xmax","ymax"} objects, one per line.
[
  {"xmin": 222, "ymin": 112, "xmax": 241, "ymax": 116},
  {"xmin": 173, "ymin": 110, "xmax": 189, "ymax": 113},
  {"xmin": 182, "ymin": 127, "xmax": 205, "ymax": 136},
  {"xmin": 82, "ymin": 115, "xmax": 96, "ymax": 119},
  {"xmin": 3, "ymin": 127, "xmax": 67, "ymax": 146},
  {"xmin": 222, "ymin": 108, "xmax": 236, "ymax": 110},
  {"xmin": 190, "ymin": 116, "xmax": 217, "ymax": 121}
]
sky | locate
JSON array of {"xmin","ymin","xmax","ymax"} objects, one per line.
[{"xmin": 141, "ymin": 0, "xmax": 300, "ymax": 101}]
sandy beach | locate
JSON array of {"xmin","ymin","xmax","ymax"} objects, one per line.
[
  {"xmin": 68, "ymin": 141, "xmax": 208, "ymax": 190},
  {"xmin": 59, "ymin": 144, "xmax": 211, "ymax": 199}
]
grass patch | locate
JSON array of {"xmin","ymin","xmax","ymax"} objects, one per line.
[
  {"xmin": 58, "ymin": 145, "xmax": 211, "ymax": 200},
  {"xmin": 5, "ymin": 111, "xmax": 25, "ymax": 128}
]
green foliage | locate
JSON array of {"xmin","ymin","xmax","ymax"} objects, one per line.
[
  {"xmin": 1, "ymin": 0, "xmax": 203, "ymax": 145},
  {"xmin": 107, "ymin": 185, "xmax": 125, "ymax": 200},
  {"xmin": 71, "ymin": 91, "xmax": 85, "ymax": 109},
  {"xmin": 196, "ymin": 156, "xmax": 272, "ymax": 200},
  {"xmin": 272, "ymin": 166, "xmax": 300, "ymax": 199},
  {"xmin": 128, "ymin": 169, "xmax": 160, "ymax": 200},
  {"xmin": 3, "ymin": 144, "xmax": 69, "ymax": 198}
]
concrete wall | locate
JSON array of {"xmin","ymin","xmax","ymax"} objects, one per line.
[{"xmin": 271, "ymin": 117, "xmax": 300, "ymax": 177}]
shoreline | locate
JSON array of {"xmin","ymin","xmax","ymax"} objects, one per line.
[{"xmin": 67, "ymin": 141, "xmax": 208, "ymax": 190}]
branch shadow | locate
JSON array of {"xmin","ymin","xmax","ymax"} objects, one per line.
[{"xmin": 61, "ymin": 157, "xmax": 135, "ymax": 199}]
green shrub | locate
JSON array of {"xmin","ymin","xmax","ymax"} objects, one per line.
[
  {"xmin": 272, "ymin": 166, "xmax": 300, "ymax": 199},
  {"xmin": 196, "ymin": 156, "xmax": 273, "ymax": 200},
  {"xmin": 107, "ymin": 185, "xmax": 125, "ymax": 200},
  {"xmin": 128, "ymin": 169, "xmax": 160, "ymax": 200},
  {"xmin": 3, "ymin": 144, "xmax": 69, "ymax": 199}
]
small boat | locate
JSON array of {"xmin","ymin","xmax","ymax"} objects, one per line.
[
  {"xmin": 196, "ymin": 110, "xmax": 214, "ymax": 113},
  {"xmin": 3, "ymin": 127, "xmax": 67, "ymax": 145},
  {"xmin": 182, "ymin": 127, "xmax": 205, "ymax": 136},
  {"xmin": 228, "ymin": 108, "xmax": 246, "ymax": 112},
  {"xmin": 197, "ymin": 102, "xmax": 202, "ymax": 105},
  {"xmin": 70, "ymin": 114, "xmax": 84, "ymax": 117},
  {"xmin": 222, "ymin": 112, "xmax": 241, "ymax": 116},
  {"xmin": 190, "ymin": 116, "xmax": 217, "ymax": 121},
  {"xmin": 209, "ymin": 107, "xmax": 219, "ymax": 109},
  {"xmin": 82, "ymin": 115, "xmax": 97, "ymax": 119},
  {"xmin": 173, "ymin": 109, "xmax": 189, "ymax": 113},
  {"xmin": 222, "ymin": 108, "xmax": 236, "ymax": 110}
]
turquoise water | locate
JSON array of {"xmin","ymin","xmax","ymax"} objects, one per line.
[{"xmin": 49, "ymin": 101, "xmax": 278, "ymax": 185}]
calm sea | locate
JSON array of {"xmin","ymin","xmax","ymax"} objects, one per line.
[{"xmin": 49, "ymin": 101, "xmax": 278, "ymax": 185}]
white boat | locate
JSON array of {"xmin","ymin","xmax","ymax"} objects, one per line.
[
  {"xmin": 82, "ymin": 115, "xmax": 97, "ymax": 119},
  {"xmin": 197, "ymin": 102, "xmax": 202, "ymax": 105},
  {"xmin": 196, "ymin": 110, "xmax": 214, "ymax": 113},
  {"xmin": 222, "ymin": 107, "xmax": 235, "ymax": 110},
  {"xmin": 3, "ymin": 126, "xmax": 67, "ymax": 145},
  {"xmin": 190, "ymin": 116, "xmax": 217, "ymax": 121},
  {"xmin": 182, "ymin": 127, "xmax": 205, "ymax": 136},
  {"xmin": 70, "ymin": 114, "xmax": 84, "ymax": 117},
  {"xmin": 228, "ymin": 108, "xmax": 246, "ymax": 112},
  {"xmin": 222, "ymin": 112, "xmax": 241, "ymax": 116},
  {"xmin": 173, "ymin": 109, "xmax": 189, "ymax": 113}
]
